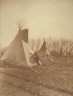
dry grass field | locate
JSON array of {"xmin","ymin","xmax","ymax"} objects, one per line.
[{"xmin": 0, "ymin": 57, "xmax": 73, "ymax": 96}]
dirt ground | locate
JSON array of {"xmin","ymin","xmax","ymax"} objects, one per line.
[{"xmin": 0, "ymin": 57, "xmax": 73, "ymax": 96}]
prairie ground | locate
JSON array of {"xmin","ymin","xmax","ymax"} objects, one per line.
[{"xmin": 0, "ymin": 56, "xmax": 73, "ymax": 96}]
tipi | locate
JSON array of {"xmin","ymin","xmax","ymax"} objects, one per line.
[
  {"xmin": 36, "ymin": 40, "xmax": 53, "ymax": 61},
  {"xmin": 36, "ymin": 40, "xmax": 48, "ymax": 60},
  {"xmin": 0, "ymin": 28, "xmax": 38, "ymax": 68}
]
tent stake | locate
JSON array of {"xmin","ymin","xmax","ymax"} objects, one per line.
[{"xmin": 28, "ymin": 67, "xmax": 38, "ymax": 73}]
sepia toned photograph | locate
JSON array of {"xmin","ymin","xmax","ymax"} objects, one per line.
[{"xmin": 0, "ymin": 0, "xmax": 73, "ymax": 96}]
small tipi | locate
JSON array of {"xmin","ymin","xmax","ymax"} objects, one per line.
[
  {"xmin": 36, "ymin": 40, "xmax": 53, "ymax": 61},
  {"xmin": 36, "ymin": 40, "xmax": 48, "ymax": 59}
]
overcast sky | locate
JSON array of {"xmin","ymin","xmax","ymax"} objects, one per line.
[{"xmin": 0, "ymin": 0, "xmax": 73, "ymax": 47}]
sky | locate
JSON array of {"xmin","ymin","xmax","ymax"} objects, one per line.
[{"xmin": 0, "ymin": 0, "xmax": 73, "ymax": 48}]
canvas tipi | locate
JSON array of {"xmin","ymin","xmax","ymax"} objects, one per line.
[
  {"xmin": 36, "ymin": 40, "xmax": 48, "ymax": 60},
  {"xmin": 0, "ymin": 28, "xmax": 38, "ymax": 68},
  {"xmin": 36, "ymin": 40, "xmax": 53, "ymax": 61}
]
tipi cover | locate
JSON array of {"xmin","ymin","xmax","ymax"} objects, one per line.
[
  {"xmin": 0, "ymin": 29, "xmax": 37, "ymax": 67},
  {"xmin": 36, "ymin": 40, "xmax": 53, "ymax": 61}
]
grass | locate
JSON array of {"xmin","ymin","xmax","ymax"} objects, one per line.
[{"xmin": 0, "ymin": 56, "xmax": 73, "ymax": 96}]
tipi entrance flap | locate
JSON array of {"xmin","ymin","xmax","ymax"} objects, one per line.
[{"xmin": 22, "ymin": 40, "xmax": 37, "ymax": 67}]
